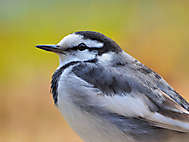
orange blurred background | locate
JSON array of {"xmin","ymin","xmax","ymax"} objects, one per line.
[{"xmin": 0, "ymin": 0, "xmax": 189, "ymax": 142}]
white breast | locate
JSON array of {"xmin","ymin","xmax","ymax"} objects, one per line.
[{"xmin": 56, "ymin": 67, "xmax": 135, "ymax": 142}]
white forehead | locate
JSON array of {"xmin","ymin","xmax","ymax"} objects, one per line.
[{"xmin": 57, "ymin": 33, "xmax": 104, "ymax": 48}]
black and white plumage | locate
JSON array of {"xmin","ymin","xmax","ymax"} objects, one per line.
[{"xmin": 36, "ymin": 31, "xmax": 189, "ymax": 142}]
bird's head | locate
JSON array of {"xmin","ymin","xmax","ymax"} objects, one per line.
[{"xmin": 36, "ymin": 31, "xmax": 122, "ymax": 66}]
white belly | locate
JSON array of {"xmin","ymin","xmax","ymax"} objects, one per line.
[{"xmin": 57, "ymin": 91, "xmax": 135, "ymax": 142}]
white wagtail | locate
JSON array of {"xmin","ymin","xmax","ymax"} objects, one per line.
[{"xmin": 36, "ymin": 31, "xmax": 189, "ymax": 142}]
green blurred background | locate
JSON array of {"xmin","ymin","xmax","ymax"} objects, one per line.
[{"xmin": 0, "ymin": 0, "xmax": 189, "ymax": 142}]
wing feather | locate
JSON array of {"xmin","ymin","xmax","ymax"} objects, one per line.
[{"xmin": 72, "ymin": 61, "xmax": 189, "ymax": 132}]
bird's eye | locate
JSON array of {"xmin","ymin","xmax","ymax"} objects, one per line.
[{"xmin": 77, "ymin": 43, "xmax": 87, "ymax": 51}]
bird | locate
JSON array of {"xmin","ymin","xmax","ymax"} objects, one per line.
[{"xmin": 36, "ymin": 31, "xmax": 189, "ymax": 142}]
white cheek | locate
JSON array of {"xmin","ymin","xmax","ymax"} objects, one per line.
[
  {"xmin": 97, "ymin": 52, "xmax": 113, "ymax": 65},
  {"xmin": 57, "ymin": 33, "xmax": 103, "ymax": 48},
  {"xmin": 58, "ymin": 50, "xmax": 97, "ymax": 67},
  {"xmin": 75, "ymin": 50, "xmax": 97, "ymax": 60}
]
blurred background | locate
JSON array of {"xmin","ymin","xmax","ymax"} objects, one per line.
[{"xmin": 0, "ymin": 0, "xmax": 189, "ymax": 142}]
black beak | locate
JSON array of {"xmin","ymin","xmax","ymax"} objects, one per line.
[{"xmin": 36, "ymin": 45, "xmax": 65, "ymax": 54}]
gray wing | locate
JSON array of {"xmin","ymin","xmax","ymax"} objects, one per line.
[
  {"xmin": 72, "ymin": 61, "xmax": 189, "ymax": 132},
  {"xmin": 72, "ymin": 61, "xmax": 189, "ymax": 110}
]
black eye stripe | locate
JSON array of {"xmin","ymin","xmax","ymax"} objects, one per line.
[{"xmin": 64, "ymin": 43, "xmax": 100, "ymax": 51}]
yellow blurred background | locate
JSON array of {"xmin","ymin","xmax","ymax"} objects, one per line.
[{"xmin": 0, "ymin": 0, "xmax": 189, "ymax": 142}]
